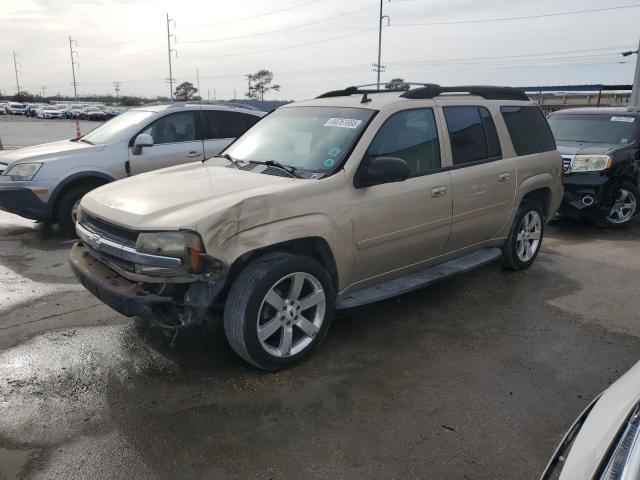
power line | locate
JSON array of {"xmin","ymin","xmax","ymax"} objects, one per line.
[
  {"xmin": 391, "ymin": 4, "xmax": 640, "ymax": 28},
  {"xmin": 181, "ymin": 0, "xmax": 326, "ymax": 28},
  {"xmin": 180, "ymin": 27, "xmax": 378, "ymax": 59},
  {"xmin": 178, "ymin": 3, "xmax": 379, "ymax": 43}
]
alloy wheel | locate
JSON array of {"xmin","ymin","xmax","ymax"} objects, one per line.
[
  {"xmin": 257, "ymin": 272, "xmax": 326, "ymax": 358},
  {"xmin": 516, "ymin": 211, "xmax": 542, "ymax": 262},
  {"xmin": 606, "ymin": 188, "xmax": 637, "ymax": 225}
]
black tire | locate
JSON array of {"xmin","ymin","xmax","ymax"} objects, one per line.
[
  {"xmin": 502, "ymin": 200, "xmax": 545, "ymax": 271},
  {"xmin": 592, "ymin": 182, "xmax": 639, "ymax": 229},
  {"xmin": 55, "ymin": 184, "xmax": 95, "ymax": 235},
  {"xmin": 224, "ymin": 253, "xmax": 336, "ymax": 371}
]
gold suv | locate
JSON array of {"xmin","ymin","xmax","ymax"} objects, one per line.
[{"xmin": 70, "ymin": 84, "xmax": 563, "ymax": 370}]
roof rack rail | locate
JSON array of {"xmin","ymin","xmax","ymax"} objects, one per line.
[
  {"xmin": 400, "ymin": 85, "xmax": 529, "ymax": 101},
  {"xmin": 316, "ymin": 83, "xmax": 439, "ymax": 99},
  {"xmin": 316, "ymin": 83, "xmax": 529, "ymax": 102},
  {"xmin": 169, "ymin": 100, "xmax": 263, "ymax": 111}
]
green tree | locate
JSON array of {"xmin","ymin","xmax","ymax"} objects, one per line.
[
  {"xmin": 121, "ymin": 96, "xmax": 141, "ymax": 107},
  {"xmin": 385, "ymin": 78, "xmax": 410, "ymax": 91},
  {"xmin": 174, "ymin": 82, "xmax": 198, "ymax": 101},
  {"xmin": 246, "ymin": 70, "xmax": 280, "ymax": 101}
]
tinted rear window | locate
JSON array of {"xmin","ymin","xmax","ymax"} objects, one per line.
[
  {"xmin": 501, "ymin": 106, "xmax": 556, "ymax": 155},
  {"xmin": 443, "ymin": 106, "xmax": 502, "ymax": 166}
]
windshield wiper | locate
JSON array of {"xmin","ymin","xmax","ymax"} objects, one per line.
[
  {"xmin": 212, "ymin": 153, "xmax": 241, "ymax": 168},
  {"xmin": 248, "ymin": 160, "xmax": 302, "ymax": 178},
  {"xmin": 79, "ymin": 139, "xmax": 94, "ymax": 145}
]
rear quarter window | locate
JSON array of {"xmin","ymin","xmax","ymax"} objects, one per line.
[{"xmin": 501, "ymin": 106, "xmax": 556, "ymax": 156}]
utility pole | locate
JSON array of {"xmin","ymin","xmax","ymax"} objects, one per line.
[
  {"xmin": 622, "ymin": 38, "xmax": 640, "ymax": 107},
  {"xmin": 68, "ymin": 36, "xmax": 79, "ymax": 102},
  {"xmin": 374, "ymin": 0, "xmax": 390, "ymax": 89},
  {"xmin": 196, "ymin": 68, "xmax": 201, "ymax": 99},
  {"xmin": 113, "ymin": 81, "xmax": 121, "ymax": 106},
  {"xmin": 12, "ymin": 51, "xmax": 21, "ymax": 97},
  {"xmin": 166, "ymin": 13, "xmax": 177, "ymax": 101},
  {"xmin": 40, "ymin": 86, "xmax": 47, "ymax": 101},
  {"xmin": 246, "ymin": 75, "xmax": 252, "ymax": 99}
]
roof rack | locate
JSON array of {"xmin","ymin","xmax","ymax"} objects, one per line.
[
  {"xmin": 171, "ymin": 100, "xmax": 263, "ymax": 111},
  {"xmin": 316, "ymin": 83, "xmax": 529, "ymax": 102}
]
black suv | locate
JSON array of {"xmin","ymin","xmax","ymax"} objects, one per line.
[{"xmin": 547, "ymin": 107, "xmax": 640, "ymax": 228}]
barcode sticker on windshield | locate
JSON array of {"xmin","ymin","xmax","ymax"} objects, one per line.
[
  {"xmin": 611, "ymin": 116, "xmax": 635, "ymax": 123},
  {"xmin": 324, "ymin": 118, "xmax": 362, "ymax": 129}
]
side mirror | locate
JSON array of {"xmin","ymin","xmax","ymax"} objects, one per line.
[
  {"xmin": 132, "ymin": 133, "xmax": 154, "ymax": 155},
  {"xmin": 357, "ymin": 156, "xmax": 410, "ymax": 187}
]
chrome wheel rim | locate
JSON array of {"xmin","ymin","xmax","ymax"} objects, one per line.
[
  {"xmin": 516, "ymin": 211, "xmax": 542, "ymax": 262},
  {"xmin": 607, "ymin": 188, "xmax": 637, "ymax": 224},
  {"xmin": 257, "ymin": 272, "xmax": 326, "ymax": 358}
]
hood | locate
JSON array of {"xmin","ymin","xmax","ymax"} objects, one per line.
[
  {"xmin": 81, "ymin": 163, "xmax": 299, "ymax": 231},
  {"xmin": 0, "ymin": 139, "xmax": 105, "ymax": 167},
  {"xmin": 556, "ymin": 142, "xmax": 618, "ymax": 156},
  {"xmin": 560, "ymin": 359, "xmax": 640, "ymax": 480}
]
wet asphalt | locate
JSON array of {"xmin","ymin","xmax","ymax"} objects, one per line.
[{"xmin": 1, "ymin": 210, "xmax": 640, "ymax": 480}]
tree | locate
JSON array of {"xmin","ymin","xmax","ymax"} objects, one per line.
[
  {"xmin": 174, "ymin": 82, "xmax": 198, "ymax": 101},
  {"xmin": 121, "ymin": 96, "xmax": 141, "ymax": 107},
  {"xmin": 385, "ymin": 78, "xmax": 410, "ymax": 91},
  {"xmin": 246, "ymin": 70, "xmax": 280, "ymax": 101}
]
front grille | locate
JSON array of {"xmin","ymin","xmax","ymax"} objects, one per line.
[
  {"xmin": 562, "ymin": 157, "xmax": 573, "ymax": 174},
  {"xmin": 80, "ymin": 213, "xmax": 139, "ymax": 248},
  {"xmin": 85, "ymin": 243, "xmax": 136, "ymax": 273}
]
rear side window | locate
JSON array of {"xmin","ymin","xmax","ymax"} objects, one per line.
[
  {"xmin": 203, "ymin": 111, "xmax": 260, "ymax": 139},
  {"xmin": 501, "ymin": 106, "xmax": 556, "ymax": 155},
  {"xmin": 366, "ymin": 108, "xmax": 441, "ymax": 177},
  {"xmin": 443, "ymin": 106, "xmax": 502, "ymax": 166}
]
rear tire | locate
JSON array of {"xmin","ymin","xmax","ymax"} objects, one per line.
[
  {"xmin": 55, "ymin": 184, "xmax": 96, "ymax": 235},
  {"xmin": 223, "ymin": 253, "xmax": 335, "ymax": 371},
  {"xmin": 502, "ymin": 200, "xmax": 545, "ymax": 271}
]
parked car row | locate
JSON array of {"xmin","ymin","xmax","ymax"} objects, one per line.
[{"xmin": 0, "ymin": 101, "xmax": 125, "ymax": 120}]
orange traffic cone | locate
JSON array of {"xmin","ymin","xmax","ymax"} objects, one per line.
[{"xmin": 75, "ymin": 119, "xmax": 81, "ymax": 139}]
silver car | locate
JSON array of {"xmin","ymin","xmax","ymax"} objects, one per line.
[{"xmin": 0, "ymin": 102, "xmax": 264, "ymax": 233}]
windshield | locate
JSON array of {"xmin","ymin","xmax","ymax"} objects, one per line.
[
  {"xmin": 223, "ymin": 106, "xmax": 374, "ymax": 174},
  {"xmin": 548, "ymin": 113, "xmax": 638, "ymax": 144},
  {"xmin": 86, "ymin": 107, "xmax": 100, "ymax": 112},
  {"xmin": 81, "ymin": 110, "xmax": 155, "ymax": 145},
  {"xmin": 43, "ymin": 106, "xmax": 55, "ymax": 110}
]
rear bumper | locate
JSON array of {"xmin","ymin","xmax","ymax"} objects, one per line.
[
  {"xmin": 0, "ymin": 186, "xmax": 51, "ymax": 220},
  {"xmin": 70, "ymin": 243, "xmax": 173, "ymax": 319}
]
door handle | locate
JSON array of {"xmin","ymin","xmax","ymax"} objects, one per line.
[
  {"xmin": 498, "ymin": 173, "xmax": 511, "ymax": 182},
  {"xmin": 431, "ymin": 186, "xmax": 447, "ymax": 197},
  {"xmin": 186, "ymin": 151, "xmax": 201, "ymax": 158}
]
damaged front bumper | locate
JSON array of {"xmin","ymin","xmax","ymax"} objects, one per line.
[{"xmin": 70, "ymin": 243, "xmax": 223, "ymax": 328}]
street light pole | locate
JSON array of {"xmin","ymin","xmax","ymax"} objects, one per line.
[
  {"xmin": 374, "ymin": 0, "xmax": 390, "ymax": 90},
  {"xmin": 631, "ymin": 38, "xmax": 640, "ymax": 107}
]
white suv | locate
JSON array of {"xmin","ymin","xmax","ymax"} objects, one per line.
[{"xmin": 0, "ymin": 102, "xmax": 265, "ymax": 233}]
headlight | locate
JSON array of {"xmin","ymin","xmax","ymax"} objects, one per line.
[
  {"xmin": 599, "ymin": 404, "xmax": 640, "ymax": 480},
  {"xmin": 572, "ymin": 155, "xmax": 613, "ymax": 173},
  {"xmin": 5, "ymin": 162, "xmax": 43, "ymax": 180},
  {"xmin": 135, "ymin": 231, "xmax": 205, "ymax": 276}
]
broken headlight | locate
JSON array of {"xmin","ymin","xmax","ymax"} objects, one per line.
[{"xmin": 135, "ymin": 231, "xmax": 205, "ymax": 276}]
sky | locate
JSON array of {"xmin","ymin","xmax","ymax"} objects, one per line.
[{"xmin": 1, "ymin": 0, "xmax": 639, "ymax": 101}]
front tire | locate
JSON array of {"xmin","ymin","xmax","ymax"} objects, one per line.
[
  {"xmin": 593, "ymin": 182, "xmax": 639, "ymax": 229},
  {"xmin": 502, "ymin": 200, "xmax": 545, "ymax": 271},
  {"xmin": 55, "ymin": 185, "xmax": 96, "ymax": 235},
  {"xmin": 224, "ymin": 253, "xmax": 335, "ymax": 371}
]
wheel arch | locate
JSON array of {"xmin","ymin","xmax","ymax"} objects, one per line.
[
  {"xmin": 49, "ymin": 172, "xmax": 115, "ymax": 218},
  {"xmin": 517, "ymin": 173, "xmax": 555, "ymax": 220},
  {"xmin": 221, "ymin": 236, "xmax": 340, "ymax": 303}
]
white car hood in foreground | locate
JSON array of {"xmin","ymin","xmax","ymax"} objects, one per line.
[{"xmin": 560, "ymin": 359, "xmax": 640, "ymax": 479}]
